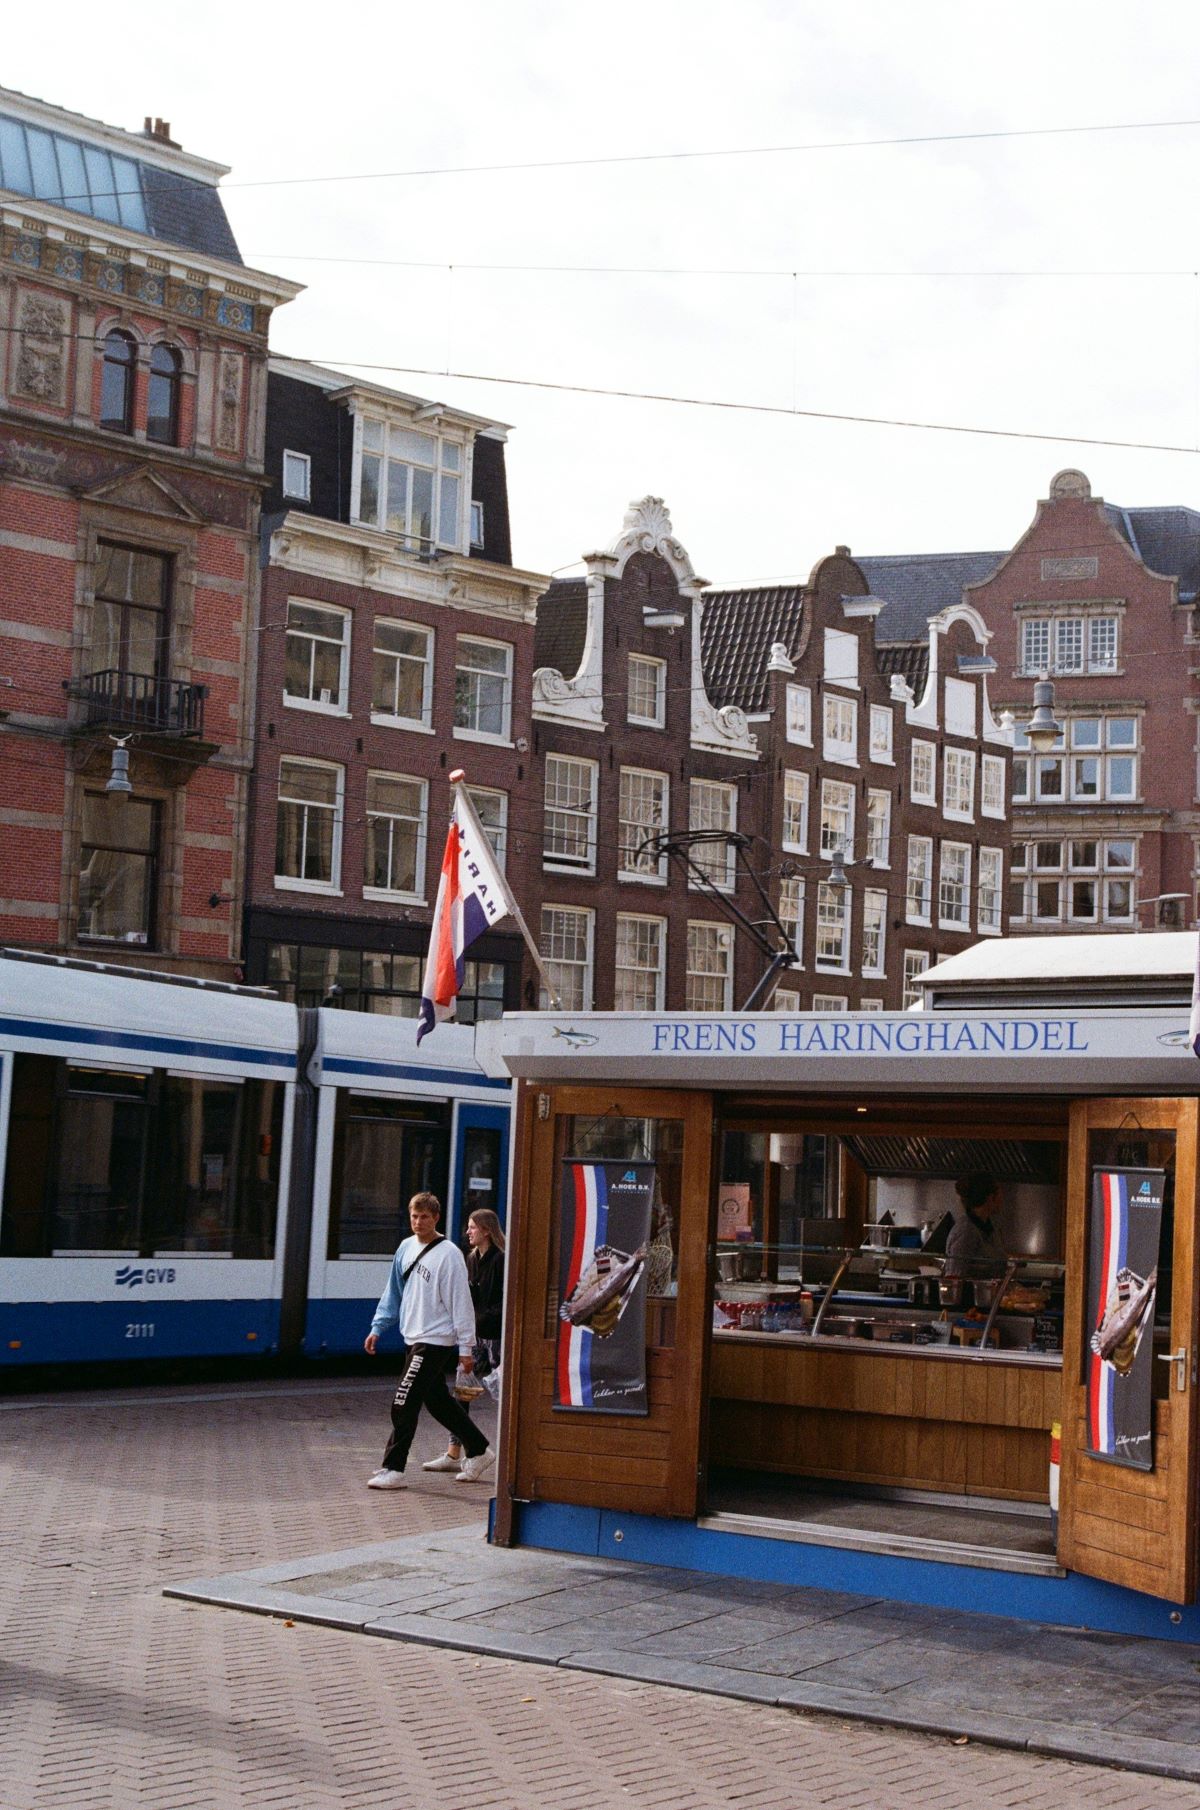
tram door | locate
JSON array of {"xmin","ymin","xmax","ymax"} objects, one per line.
[
  {"xmin": 451, "ymin": 1103, "xmax": 510, "ymax": 1244},
  {"xmin": 1058, "ymin": 1097, "xmax": 1199, "ymax": 1603}
]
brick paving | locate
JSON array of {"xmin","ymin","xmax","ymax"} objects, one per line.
[{"xmin": 0, "ymin": 1374, "xmax": 1197, "ymax": 1810}]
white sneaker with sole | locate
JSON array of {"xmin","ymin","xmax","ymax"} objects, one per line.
[
  {"xmin": 366, "ymin": 1469, "xmax": 407, "ymax": 1489},
  {"xmin": 422, "ymin": 1452, "xmax": 462, "ymax": 1472},
  {"xmin": 456, "ymin": 1448, "xmax": 496, "ymax": 1483}
]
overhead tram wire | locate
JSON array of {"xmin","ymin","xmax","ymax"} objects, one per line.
[{"xmin": 247, "ymin": 255, "xmax": 1200, "ymax": 282}]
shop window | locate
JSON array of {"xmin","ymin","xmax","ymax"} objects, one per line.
[
  {"xmin": 686, "ymin": 921, "xmax": 732, "ymax": 1010},
  {"xmin": 614, "ymin": 914, "xmax": 666, "ymax": 1010},
  {"xmin": 78, "ymin": 792, "xmax": 159, "ymax": 947},
  {"xmin": 328, "ymin": 1093, "xmax": 450, "ymax": 1257},
  {"xmin": 628, "ymin": 653, "xmax": 666, "ymax": 726},
  {"xmin": 782, "ymin": 771, "xmax": 809, "ymax": 853},
  {"xmin": 688, "ymin": 779, "xmax": 737, "ymax": 891},
  {"xmin": 274, "ymin": 758, "xmax": 343, "ymax": 891},
  {"xmin": 819, "ymin": 778, "xmax": 855, "ymax": 857},
  {"xmin": 943, "ymin": 747, "xmax": 975, "ymax": 820},
  {"xmin": 785, "ymin": 683, "xmax": 812, "ymax": 745},
  {"xmin": 353, "ymin": 414, "xmax": 464, "ymax": 550},
  {"xmin": 905, "ymin": 835, "xmax": 933, "ymax": 924},
  {"xmin": 454, "ymin": 635, "xmax": 512, "ymax": 741},
  {"xmin": 284, "ymin": 600, "xmax": 350, "ymax": 712},
  {"xmin": 910, "ymin": 739, "xmax": 936, "ymax": 805},
  {"xmin": 99, "ymin": 328, "xmax": 136, "ymax": 434},
  {"xmin": 822, "ymin": 692, "xmax": 857, "ymax": 765},
  {"xmin": 869, "ymin": 704, "xmax": 894, "ymax": 763},
  {"xmin": 467, "ymin": 786, "xmax": 507, "ymax": 870},
  {"xmin": 372, "ymin": 619, "xmax": 433, "ymax": 727},
  {"xmin": 540, "ymin": 905, "xmax": 594, "ymax": 1010},
  {"xmin": 146, "ymin": 343, "xmax": 181, "ymax": 445},
  {"xmin": 364, "ymin": 772, "xmax": 427, "ymax": 900},
  {"xmin": 618, "ymin": 767, "xmax": 668, "ymax": 879},
  {"xmin": 716, "ymin": 1127, "xmax": 831, "ymax": 1266},
  {"xmin": 544, "ymin": 754, "xmax": 599, "ymax": 874},
  {"xmin": 865, "ymin": 788, "xmax": 890, "ymax": 866},
  {"xmin": 901, "ymin": 948, "xmax": 930, "ymax": 1009},
  {"xmin": 778, "ymin": 876, "xmax": 804, "ymax": 964}
]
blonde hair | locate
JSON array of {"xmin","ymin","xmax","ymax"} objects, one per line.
[{"xmin": 468, "ymin": 1207, "xmax": 506, "ymax": 1252}]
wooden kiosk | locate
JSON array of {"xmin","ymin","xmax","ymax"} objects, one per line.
[{"xmin": 479, "ymin": 937, "xmax": 1200, "ymax": 1640}]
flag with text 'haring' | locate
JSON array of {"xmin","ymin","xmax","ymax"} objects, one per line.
[{"xmin": 417, "ymin": 791, "xmax": 513, "ymax": 1043}]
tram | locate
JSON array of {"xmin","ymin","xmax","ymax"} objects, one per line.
[{"xmin": 0, "ymin": 950, "xmax": 510, "ymax": 1367}]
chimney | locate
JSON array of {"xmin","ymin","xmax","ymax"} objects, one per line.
[{"xmin": 142, "ymin": 116, "xmax": 179, "ymax": 147}]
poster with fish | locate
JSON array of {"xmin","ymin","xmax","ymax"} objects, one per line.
[
  {"xmin": 555, "ymin": 1160, "xmax": 654, "ymax": 1416},
  {"xmin": 1085, "ymin": 1166, "xmax": 1164, "ymax": 1471}
]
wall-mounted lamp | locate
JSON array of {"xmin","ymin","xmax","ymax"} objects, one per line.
[
  {"xmin": 1025, "ymin": 673, "xmax": 1061, "ymax": 754},
  {"xmin": 105, "ymin": 735, "xmax": 133, "ymax": 798}
]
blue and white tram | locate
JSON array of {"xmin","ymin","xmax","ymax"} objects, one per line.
[{"xmin": 0, "ymin": 951, "xmax": 510, "ymax": 1367}]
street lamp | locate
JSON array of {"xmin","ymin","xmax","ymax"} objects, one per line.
[
  {"xmin": 1025, "ymin": 673, "xmax": 1061, "ymax": 754},
  {"xmin": 1133, "ymin": 892, "xmax": 1189, "ymax": 932}
]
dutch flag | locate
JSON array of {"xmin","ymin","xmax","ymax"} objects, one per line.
[{"xmin": 417, "ymin": 781, "xmax": 515, "ymax": 1043}]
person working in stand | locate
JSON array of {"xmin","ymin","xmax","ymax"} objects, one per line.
[
  {"xmin": 945, "ymin": 1172, "xmax": 1007, "ymax": 1276},
  {"xmin": 364, "ymin": 1191, "xmax": 495, "ymax": 1489}
]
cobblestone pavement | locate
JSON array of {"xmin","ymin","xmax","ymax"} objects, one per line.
[{"xmin": 1, "ymin": 1374, "xmax": 1198, "ymax": 1810}]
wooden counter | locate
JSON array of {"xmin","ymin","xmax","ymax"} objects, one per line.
[{"xmin": 710, "ymin": 1330, "xmax": 1062, "ymax": 1503}]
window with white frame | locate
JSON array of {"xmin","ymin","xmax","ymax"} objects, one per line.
[
  {"xmin": 688, "ymin": 779, "xmax": 737, "ymax": 890},
  {"xmin": 902, "ymin": 949, "xmax": 930, "ymax": 1010},
  {"xmin": 469, "ymin": 500, "xmax": 485, "ymax": 549},
  {"xmin": 275, "ymin": 758, "xmax": 343, "ymax": 890},
  {"xmin": 778, "ymin": 876, "xmax": 804, "ymax": 963},
  {"xmin": 284, "ymin": 600, "xmax": 349, "ymax": 712},
  {"xmin": 1068, "ymin": 715, "xmax": 1139, "ymax": 803},
  {"xmin": 628, "ymin": 654, "xmax": 666, "ymax": 727},
  {"xmin": 1010, "ymin": 718, "xmax": 1064, "ymax": 804},
  {"xmin": 354, "ymin": 415, "xmax": 466, "ymax": 551},
  {"xmin": 782, "ymin": 771, "xmax": 809, "ymax": 852},
  {"xmin": 614, "ymin": 914, "xmax": 666, "ymax": 1011},
  {"xmin": 906, "ymin": 835, "xmax": 933, "ymax": 923},
  {"xmin": 910, "ymin": 739, "xmax": 936, "ymax": 804},
  {"xmin": 282, "ymin": 449, "xmax": 311, "ymax": 502},
  {"xmin": 544, "ymin": 755, "xmax": 598, "ymax": 873},
  {"xmin": 539, "ymin": 906, "xmax": 594, "ymax": 1010},
  {"xmin": 943, "ymin": 746, "xmax": 975, "ymax": 820},
  {"xmin": 823, "ymin": 691, "xmax": 858, "ymax": 764},
  {"xmin": 454, "ymin": 636, "xmax": 512, "ymax": 740},
  {"xmin": 824, "ymin": 627, "xmax": 858, "ymax": 687},
  {"xmin": 1019, "ymin": 611, "xmax": 1119, "ymax": 675},
  {"xmin": 773, "ymin": 988, "xmax": 801, "ymax": 1012},
  {"xmin": 815, "ymin": 881, "xmax": 850, "ymax": 971},
  {"xmin": 686, "ymin": 921, "xmax": 733, "ymax": 1011},
  {"xmin": 467, "ymin": 786, "xmax": 507, "ymax": 870},
  {"xmin": 616, "ymin": 767, "xmax": 667, "ymax": 879},
  {"xmin": 785, "ymin": 684, "xmax": 812, "ymax": 745},
  {"xmin": 981, "ymin": 753, "xmax": 1006, "ymax": 818},
  {"xmin": 1009, "ymin": 837, "xmax": 1136, "ymax": 926},
  {"xmin": 364, "ymin": 773, "xmax": 427, "ymax": 899},
  {"xmin": 371, "ymin": 619, "xmax": 433, "ymax": 727},
  {"xmin": 860, "ymin": 997, "xmax": 884, "ymax": 1013},
  {"xmin": 938, "ymin": 842, "xmax": 972, "ymax": 928},
  {"xmin": 862, "ymin": 888, "xmax": 887, "ymax": 976},
  {"xmin": 978, "ymin": 845, "xmax": 1003, "ymax": 932},
  {"xmin": 813, "ymin": 994, "xmax": 849, "ymax": 1012},
  {"xmin": 819, "ymin": 778, "xmax": 855, "ymax": 856},
  {"xmin": 869, "ymin": 705, "xmax": 894, "ymax": 763},
  {"xmin": 866, "ymin": 788, "xmax": 891, "ymax": 866}
]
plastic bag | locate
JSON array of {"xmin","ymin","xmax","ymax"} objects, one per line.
[
  {"xmin": 482, "ymin": 1365, "xmax": 502, "ymax": 1402},
  {"xmin": 453, "ymin": 1363, "xmax": 484, "ymax": 1403}
]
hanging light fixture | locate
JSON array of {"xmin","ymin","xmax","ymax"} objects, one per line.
[
  {"xmin": 105, "ymin": 735, "xmax": 133, "ymax": 798},
  {"xmin": 827, "ymin": 842, "xmax": 851, "ymax": 889},
  {"xmin": 1025, "ymin": 672, "xmax": 1061, "ymax": 754}
]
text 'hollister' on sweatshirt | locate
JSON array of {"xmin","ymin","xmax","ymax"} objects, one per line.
[{"xmin": 370, "ymin": 1236, "xmax": 477, "ymax": 1352}]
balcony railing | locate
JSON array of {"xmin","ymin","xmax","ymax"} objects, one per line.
[{"xmin": 69, "ymin": 669, "xmax": 207, "ymax": 737}]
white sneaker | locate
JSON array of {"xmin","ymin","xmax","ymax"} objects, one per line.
[
  {"xmin": 422, "ymin": 1452, "xmax": 462, "ymax": 1472},
  {"xmin": 366, "ymin": 1469, "xmax": 407, "ymax": 1489},
  {"xmin": 456, "ymin": 1448, "xmax": 496, "ymax": 1483}
]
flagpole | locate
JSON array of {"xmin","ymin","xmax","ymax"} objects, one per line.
[{"xmin": 449, "ymin": 770, "xmax": 564, "ymax": 1011}]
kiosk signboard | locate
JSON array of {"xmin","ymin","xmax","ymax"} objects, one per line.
[
  {"xmin": 555, "ymin": 1159, "xmax": 654, "ymax": 1416},
  {"xmin": 1085, "ymin": 1166, "xmax": 1164, "ymax": 1472}
]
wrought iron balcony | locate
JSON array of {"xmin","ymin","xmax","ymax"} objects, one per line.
[{"xmin": 68, "ymin": 669, "xmax": 207, "ymax": 737}]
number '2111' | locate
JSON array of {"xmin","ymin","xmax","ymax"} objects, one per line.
[{"xmin": 124, "ymin": 1323, "xmax": 155, "ymax": 1339}]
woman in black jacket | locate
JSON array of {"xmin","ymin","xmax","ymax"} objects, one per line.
[{"xmin": 423, "ymin": 1207, "xmax": 506, "ymax": 1477}]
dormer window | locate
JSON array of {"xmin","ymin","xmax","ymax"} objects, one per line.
[{"xmin": 354, "ymin": 415, "xmax": 465, "ymax": 551}]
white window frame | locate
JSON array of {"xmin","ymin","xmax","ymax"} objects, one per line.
[
  {"xmin": 785, "ymin": 684, "xmax": 812, "ymax": 746},
  {"xmin": 1021, "ymin": 616, "xmax": 1050, "ymax": 674},
  {"xmin": 539, "ymin": 905, "xmax": 594, "ymax": 1011},
  {"xmin": 938, "ymin": 841, "xmax": 972, "ymax": 931},
  {"xmin": 906, "ymin": 835, "xmax": 933, "ymax": 925},
  {"xmin": 902, "ymin": 949, "xmax": 930, "ymax": 1010},
  {"xmin": 778, "ymin": 876, "xmax": 805, "ymax": 967},
  {"xmin": 815, "ymin": 881, "xmax": 851, "ymax": 973},
  {"xmin": 362, "ymin": 771, "xmax": 428, "ymax": 904},
  {"xmin": 773, "ymin": 988, "xmax": 802, "ymax": 1013},
  {"xmin": 688, "ymin": 778, "xmax": 737, "ymax": 892},
  {"xmin": 469, "ymin": 499, "xmax": 485, "ymax": 549},
  {"xmin": 283, "ymin": 599, "xmax": 350, "ymax": 715},
  {"xmin": 686, "ymin": 920, "xmax": 733, "ymax": 1012},
  {"xmin": 862, "ymin": 887, "xmax": 887, "ymax": 978},
  {"xmin": 823, "ymin": 627, "xmax": 858, "ymax": 688},
  {"xmin": 467, "ymin": 785, "xmax": 508, "ymax": 872},
  {"xmin": 370, "ymin": 617, "xmax": 434, "ymax": 731},
  {"xmin": 352, "ymin": 412, "xmax": 467, "ymax": 552},
  {"xmin": 454, "ymin": 635, "xmax": 513, "ymax": 744},
  {"xmin": 981, "ymin": 753, "xmax": 1006, "ymax": 819},
  {"xmin": 1020, "ymin": 610, "xmax": 1121, "ymax": 676},
  {"xmin": 782, "ymin": 771, "xmax": 809, "ymax": 854},
  {"xmin": 627, "ymin": 654, "xmax": 667, "ymax": 728},
  {"xmin": 860, "ymin": 997, "xmax": 884, "ymax": 1013},
  {"xmin": 823, "ymin": 691, "xmax": 858, "ymax": 766},
  {"xmin": 819, "ymin": 778, "xmax": 855, "ymax": 857},
  {"xmin": 618, "ymin": 767, "xmax": 669, "ymax": 882},
  {"xmin": 282, "ymin": 449, "xmax": 311, "ymax": 502},
  {"xmin": 943, "ymin": 746, "xmax": 976, "ymax": 822},
  {"xmin": 614, "ymin": 913, "xmax": 666, "ymax": 1012},
  {"xmin": 910, "ymin": 739, "xmax": 936, "ymax": 806},
  {"xmin": 978, "ymin": 846, "xmax": 1003, "ymax": 935},
  {"xmin": 869, "ymin": 704, "xmax": 894, "ymax": 764},
  {"xmin": 274, "ymin": 757, "xmax": 344, "ymax": 895},
  {"xmin": 865, "ymin": 788, "xmax": 891, "ymax": 867},
  {"xmin": 813, "ymin": 994, "xmax": 849, "ymax": 1013},
  {"xmin": 543, "ymin": 754, "xmax": 599, "ymax": 875}
]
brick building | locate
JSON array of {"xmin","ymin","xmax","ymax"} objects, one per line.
[
  {"xmin": 244, "ymin": 356, "xmax": 548, "ymax": 1015},
  {"xmin": 531, "ymin": 499, "xmax": 1010, "ymax": 1013},
  {"xmin": 0, "ymin": 90, "xmax": 299, "ymax": 976}
]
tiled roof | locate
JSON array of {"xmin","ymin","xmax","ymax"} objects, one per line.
[
  {"xmin": 1104, "ymin": 505, "xmax": 1200, "ymax": 596},
  {"xmin": 875, "ymin": 642, "xmax": 928, "ymax": 695},
  {"xmin": 534, "ymin": 579, "xmax": 588, "ymax": 677},
  {"xmin": 140, "ymin": 163, "xmax": 242, "ymax": 263},
  {"xmin": 700, "ymin": 586, "xmax": 806, "ymax": 711},
  {"xmin": 857, "ymin": 552, "xmax": 1005, "ymax": 643}
]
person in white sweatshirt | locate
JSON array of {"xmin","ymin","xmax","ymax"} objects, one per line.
[{"xmin": 364, "ymin": 1192, "xmax": 495, "ymax": 1488}]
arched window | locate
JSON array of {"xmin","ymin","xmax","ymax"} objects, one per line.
[
  {"xmin": 146, "ymin": 343, "xmax": 181, "ymax": 446},
  {"xmin": 99, "ymin": 329, "xmax": 136, "ymax": 434}
]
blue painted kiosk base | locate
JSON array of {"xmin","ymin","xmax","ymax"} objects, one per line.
[{"xmin": 510, "ymin": 1499, "xmax": 1200, "ymax": 1644}]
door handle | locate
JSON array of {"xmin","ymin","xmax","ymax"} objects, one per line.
[{"xmin": 1156, "ymin": 1348, "xmax": 1188, "ymax": 1392}]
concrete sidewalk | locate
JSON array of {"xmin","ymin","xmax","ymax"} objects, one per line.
[{"xmin": 169, "ymin": 1523, "xmax": 1200, "ymax": 1784}]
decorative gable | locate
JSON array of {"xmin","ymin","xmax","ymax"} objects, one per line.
[{"xmin": 83, "ymin": 467, "xmax": 206, "ymax": 523}]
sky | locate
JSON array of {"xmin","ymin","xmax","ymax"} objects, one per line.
[{"xmin": 7, "ymin": 1, "xmax": 1200, "ymax": 585}]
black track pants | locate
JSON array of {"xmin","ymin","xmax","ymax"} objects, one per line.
[{"xmin": 381, "ymin": 1343, "xmax": 488, "ymax": 1472}]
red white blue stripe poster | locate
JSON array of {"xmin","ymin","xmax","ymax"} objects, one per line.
[
  {"xmin": 555, "ymin": 1160, "xmax": 654, "ymax": 1415},
  {"xmin": 1085, "ymin": 1166, "xmax": 1163, "ymax": 1471}
]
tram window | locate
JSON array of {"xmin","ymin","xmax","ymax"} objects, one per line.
[
  {"xmin": 459, "ymin": 1126, "xmax": 503, "ymax": 1232},
  {"xmin": 328, "ymin": 1093, "xmax": 450, "ymax": 1257},
  {"xmin": 54, "ymin": 1066, "xmax": 150, "ymax": 1253},
  {"xmin": 153, "ymin": 1076, "xmax": 283, "ymax": 1257},
  {"xmin": 2, "ymin": 1054, "xmax": 57, "ymax": 1256}
]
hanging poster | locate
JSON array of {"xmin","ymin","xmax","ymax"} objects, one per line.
[
  {"xmin": 716, "ymin": 1183, "xmax": 753, "ymax": 1241},
  {"xmin": 555, "ymin": 1159, "xmax": 654, "ymax": 1416},
  {"xmin": 1085, "ymin": 1166, "xmax": 1164, "ymax": 1471}
]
